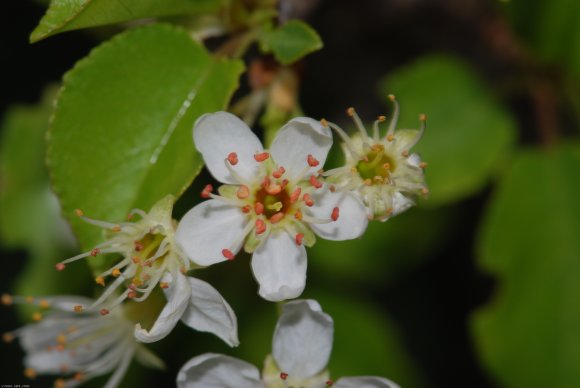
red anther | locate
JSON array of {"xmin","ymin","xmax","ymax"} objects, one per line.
[
  {"xmin": 241, "ymin": 205, "xmax": 252, "ymax": 213},
  {"xmin": 295, "ymin": 233, "xmax": 304, "ymax": 246},
  {"xmin": 90, "ymin": 248, "xmax": 100, "ymax": 257},
  {"xmin": 272, "ymin": 166, "xmax": 286, "ymax": 178},
  {"xmin": 307, "ymin": 154, "xmax": 320, "ymax": 167},
  {"xmin": 254, "ymin": 152, "xmax": 270, "ymax": 162},
  {"xmin": 255, "ymin": 202, "xmax": 264, "ymax": 215},
  {"xmin": 255, "ymin": 219, "xmax": 266, "ymax": 235},
  {"xmin": 331, "ymin": 207, "xmax": 340, "ymax": 221},
  {"xmin": 303, "ymin": 194, "xmax": 314, "ymax": 207},
  {"xmin": 309, "ymin": 175, "xmax": 323, "ymax": 189},
  {"xmin": 222, "ymin": 249, "xmax": 235, "ymax": 260},
  {"xmin": 127, "ymin": 290, "xmax": 138, "ymax": 299},
  {"xmin": 290, "ymin": 187, "xmax": 301, "ymax": 203},
  {"xmin": 237, "ymin": 185, "xmax": 250, "ymax": 199},
  {"xmin": 326, "ymin": 379, "xmax": 334, "ymax": 386},
  {"xmin": 201, "ymin": 184, "xmax": 213, "ymax": 198},
  {"xmin": 261, "ymin": 176, "xmax": 271, "ymax": 189},
  {"xmin": 55, "ymin": 263, "xmax": 66, "ymax": 271},
  {"xmin": 329, "ymin": 185, "xmax": 336, "ymax": 192},
  {"xmin": 270, "ymin": 212, "xmax": 284, "ymax": 224},
  {"xmin": 227, "ymin": 152, "xmax": 238, "ymax": 165},
  {"xmin": 99, "ymin": 309, "xmax": 109, "ymax": 316},
  {"xmin": 132, "ymin": 256, "xmax": 141, "ymax": 264},
  {"xmin": 160, "ymin": 282, "xmax": 169, "ymax": 289},
  {"xmin": 280, "ymin": 179, "xmax": 289, "ymax": 189},
  {"xmin": 144, "ymin": 260, "xmax": 153, "ymax": 268},
  {"xmin": 294, "ymin": 210, "xmax": 303, "ymax": 220},
  {"xmin": 134, "ymin": 241, "xmax": 144, "ymax": 252},
  {"xmin": 265, "ymin": 183, "xmax": 282, "ymax": 195},
  {"xmin": 280, "ymin": 372, "xmax": 288, "ymax": 380}
]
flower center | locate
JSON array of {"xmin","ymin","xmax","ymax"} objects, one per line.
[
  {"xmin": 255, "ymin": 188, "xmax": 291, "ymax": 219},
  {"xmin": 356, "ymin": 144, "xmax": 395, "ymax": 182}
]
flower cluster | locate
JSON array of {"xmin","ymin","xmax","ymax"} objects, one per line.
[{"xmin": 4, "ymin": 102, "xmax": 426, "ymax": 387}]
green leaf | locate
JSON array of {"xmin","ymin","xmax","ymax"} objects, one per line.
[
  {"xmin": 47, "ymin": 24, "xmax": 243, "ymax": 253},
  {"xmin": 258, "ymin": 20, "xmax": 323, "ymax": 65},
  {"xmin": 31, "ymin": 0, "xmax": 222, "ymax": 42},
  {"xmin": 382, "ymin": 55, "xmax": 517, "ymax": 206},
  {"xmin": 504, "ymin": 0, "xmax": 580, "ymax": 79},
  {"xmin": 472, "ymin": 143, "xmax": 580, "ymax": 388}
]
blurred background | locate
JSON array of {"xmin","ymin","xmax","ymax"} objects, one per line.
[{"xmin": 1, "ymin": 0, "xmax": 579, "ymax": 387}]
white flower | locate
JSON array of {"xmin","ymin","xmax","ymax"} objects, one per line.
[
  {"xmin": 176, "ymin": 299, "xmax": 399, "ymax": 388},
  {"xmin": 55, "ymin": 195, "xmax": 238, "ymax": 345},
  {"xmin": 324, "ymin": 96, "xmax": 428, "ymax": 221},
  {"xmin": 2, "ymin": 294, "xmax": 163, "ymax": 388},
  {"xmin": 176, "ymin": 112, "xmax": 368, "ymax": 302}
]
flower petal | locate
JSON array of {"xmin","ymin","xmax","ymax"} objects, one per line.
[
  {"xmin": 103, "ymin": 347, "xmax": 135, "ymax": 388},
  {"xmin": 251, "ymin": 230, "xmax": 307, "ymax": 302},
  {"xmin": 176, "ymin": 199, "xmax": 249, "ymax": 266},
  {"xmin": 177, "ymin": 353, "xmax": 261, "ymax": 388},
  {"xmin": 134, "ymin": 272, "xmax": 190, "ymax": 343},
  {"xmin": 272, "ymin": 299, "xmax": 333, "ymax": 379},
  {"xmin": 193, "ymin": 112, "xmax": 263, "ymax": 184},
  {"xmin": 391, "ymin": 191, "xmax": 414, "ymax": 217},
  {"xmin": 333, "ymin": 376, "xmax": 401, "ymax": 388},
  {"xmin": 270, "ymin": 117, "xmax": 332, "ymax": 179},
  {"xmin": 307, "ymin": 187, "xmax": 368, "ymax": 240},
  {"xmin": 181, "ymin": 277, "xmax": 239, "ymax": 347}
]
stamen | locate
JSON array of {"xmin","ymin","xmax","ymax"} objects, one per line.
[
  {"xmin": 307, "ymin": 154, "xmax": 320, "ymax": 167},
  {"xmin": 326, "ymin": 379, "xmax": 334, "ymax": 386},
  {"xmin": 309, "ymin": 175, "xmax": 323, "ymax": 189},
  {"xmin": 241, "ymin": 205, "xmax": 252, "ymax": 213},
  {"xmin": 290, "ymin": 187, "xmax": 301, "ymax": 203},
  {"xmin": 272, "ymin": 166, "xmax": 286, "ymax": 178},
  {"xmin": 74, "ymin": 209, "xmax": 84, "ymax": 217},
  {"xmin": 320, "ymin": 118, "xmax": 329, "ymax": 127},
  {"xmin": 331, "ymin": 207, "xmax": 340, "ymax": 221},
  {"xmin": 254, "ymin": 152, "xmax": 270, "ymax": 162},
  {"xmin": 255, "ymin": 219, "xmax": 266, "ymax": 235},
  {"xmin": 265, "ymin": 182, "xmax": 282, "ymax": 195},
  {"xmin": 55, "ymin": 263, "xmax": 66, "ymax": 271},
  {"xmin": 32, "ymin": 312, "xmax": 42, "ymax": 321},
  {"xmin": 160, "ymin": 282, "xmax": 169, "ymax": 289},
  {"xmin": 373, "ymin": 117, "xmax": 385, "ymax": 141},
  {"xmin": 2, "ymin": 332, "xmax": 15, "ymax": 343},
  {"xmin": 280, "ymin": 372, "xmax": 288, "ymax": 380},
  {"xmin": 222, "ymin": 249, "xmax": 235, "ymax": 260},
  {"xmin": 347, "ymin": 106, "xmax": 370, "ymax": 143},
  {"xmin": 100, "ymin": 309, "xmax": 109, "ymax": 316},
  {"xmin": 201, "ymin": 184, "xmax": 213, "ymax": 198},
  {"xmin": 112, "ymin": 268, "xmax": 122, "ymax": 277},
  {"xmin": 295, "ymin": 233, "xmax": 304, "ymax": 245},
  {"xmin": 227, "ymin": 152, "xmax": 238, "ymax": 165},
  {"xmin": 294, "ymin": 210, "xmax": 303, "ymax": 220},
  {"xmin": 387, "ymin": 94, "xmax": 400, "ymax": 136},
  {"xmin": 134, "ymin": 241, "xmax": 144, "ymax": 252},
  {"xmin": 303, "ymin": 194, "xmax": 314, "ymax": 207},
  {"xmin": 327, "ymin": 121, "xmax": 363, "ymax": 159},
  {"xmin": 237, "ymin": 185, "xmax": 250, "ymax": 199},
  {"xmin": 73, "ymin": 305, "xmax": 83, "ymax": 312},
  {"xmin": 270, "ymin": 212, "xmax": 284, "ymax": 224},
  {"xmin": 24, "ymin": 367, "xmax": 37, "ymax": 379},
  {"xmin": 401, "ymin": 150, "xmax": 409, "ymax": 157},
  {"xmin": 255, "ymin": 202, "xmax": 265, "ymax": 215},
  {"xmin": 420, "ymin": 162, "xmax": 428, "ymax": 169},
  {"xmin": 90, "ymin": 248, "xmax": 100, "ymax": 256},
  {"xmin": 55, "ymin": 378, "xmax": 66, "ymax": 388},
  {"xmin": 1, "ymin": 294, "xmax": 13, "ymax": 306},
  {"xmin": 25, "ymin": 296, "xmax": 34, "ymax": 303}
]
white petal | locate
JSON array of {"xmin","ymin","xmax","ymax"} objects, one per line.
[
  {"xmin": 44, "ymin": 296, "xmax": 95, "ymax": 311},
  {"xmin": 193, "ymin": 112, "xmax": 263, "ymax": 184},
  {"xmin": 333, "ymin": 376, "xmax": 401, "ymax": 388},
  {"xmin": 406, "ymin": 152, "xmax": 421, "ymax": 168},
  {"xmin": 176, "ymin": 199, "xmax": 249, "ymax": 266},
  {"xmin": 134, "ymin": 272, "xmax": 190, "ymax": 343},
  {"xmin": 272, "ymin": 299, "xmax": 333, "ymax": 379},
  {"xmin": 251, "ymin": 230, "xmax": 307, "ymax": 302},
  {"xmin": 177, "ymin": 353, "xmax": 261, "ymax": 388},
  {"xmin": 270, "ymin": 117, "xmax": 332, "ymax": 179},
  {"xmin": 181, "ymin": 277, "xmax": 239, "ymax": 347},
  {"xmin": 307, "ymin": 188, "xmax": 368, "ymax": 240},
  {"xmin": 25, "ymin": 350, "xmax": 72, "ymax": 373},
  {"xmin": 391, "ymin": 191, "xmax": 414, "ymax": 216},
  {"xmin": 103, "ymin": 348, "xmax": 134, "ymax": 388}
]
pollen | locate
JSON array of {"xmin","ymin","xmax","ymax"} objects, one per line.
[
  {"xmin": 1, "ymin": 294, "xmax": 13, "ymax": 305},
  {"xmin": 331, "ymin": 207, "xmax": 340, "ymax": 221},
  {"xmin": 32, "ymin": 312, "xmax": 42, "ymax": 321},
  {"xmin": 254, "ymin": 152, "xmax": 270, "ymax": 162},
  {"xmin": 201, "ymin": 184, "xmax": 213, "ymax": 198},
  {"xmin": 24, "ymin": 367, "xmax": 37, "ymax": 379},
  {"xmin": 112, "ymin": 268, "xmax": 122, "ymax": 277},
  {"xmin": 237, "ymin": 185, "xmax": 250, "ymax": 199},
  {"xmin": 295, "ymin": 233, "xmax": 304, "ymax": 246},
  {"xmin": 74, "ymin": 209, "xmax": 84, "ymax": 217},
  {"xmin": 73, "ymin": 305, "xmax": 83, "ymax": 313},
  {"xmin": 255, "ymin": 219, "xmax": 267, "ymax": 235},
  {"xmin": 222, "ymin": 249, "xmax": 235, "ymax": 260},
  {"xmin": 309, "ymin": 175, "xmax": 323, "ymax": 189},
  {"xmin": 100, "ymin": 309, "xmax": 109, "ymax": 316},
  {"xmin": 307, "ymin": 154, "xmax": 320, "ymax": 167},
  {"xmin": 227, "ymin": 152, "xmax": 239, "ymax": 165}
]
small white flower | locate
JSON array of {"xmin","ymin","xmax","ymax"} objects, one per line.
[
  {"xmin": 324, "ymin": 96, "xmax": 428, "ymax": 221},
  {"xmin": 2, "ymin": 294, "xmax": 163, "ymax": 388},
  {"xmin": 176, "ymin": 299, "xmax": 399, "ymax": 388},
  {"xmin": 55, "ymin": 195, "xmax": 238, "ymax": 345},
  {"xmin": 176, "ymin": 112, "xmax": 368, "ymax": 302}
]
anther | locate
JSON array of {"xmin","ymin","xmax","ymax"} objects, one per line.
[
  {"xmin": 111, "ymin": 225, "xmax": 122, "ymax": 232},
  {"xmin": 419, "ymin": 113, "xmax": 427, "ymax": 122},
  {"xmin": 281, "ymin": 179, "xmax": 289, "ymax": 189},
  {"xmin": 363, "ymin": 179, "xmax": 372, "ymax": 186},
  {"xmin": 222, "ymin": 249, "xmax": 235, "ymax": 260},
  {"xmin": 326, "ymin": 379, "xmax": 334, "ymax": 386},
  {"xmin": 331, "ymin": 207, "xmax": 340, "ymax": 221},
  {"xmin": 294, "ymin": 210, "xmax": 303, "ymax": 220},
  {"xmin": 303, "ymin": 194, "xmax": 314, "ymax": 207},
  {"xmin": 255, "ymin": 219, "xmax": 266, "ymax": 235},
  {"xmin": 386, "ymin": 134, "xmax": 395, "ymax": 142},
  {"xmin": 309, "ymin": 175, "xmax": 323, "ymax": 189},
  {"xmin": 74, "ymin": 372, "xmax": 85, "ymax": 382},
  {"xmin": 73, "ymin": 305, "xmax": 83, "ymax": 312},
  {"xmin": 32, "ymin": 312, "xmax": 42, "ymax": 321},
  {"xmin": 320, "ymin": 118, "xmax": 329, "ymax": 127},
  {"xmin": 421, "ymin": 187, "xmax": 429, "ymax": 195},
  {"xmin": 383, "ymin": 163, "xmax": 391, "ymax": 170},
  {"xmin": 307, "ymin": 154, "xmax": 320, "ymax": 167},
  {"xmin": 54, "ymin": 262, "xmax": 64, "ymax": 271},
  {"xmin": 55, "ymin": 378, "xmax": 66, "ymax": 388},
  {"xmin": 134, "ymin": 241, "xmax": 144, "ymax": 251},
  {"xmin": 25, "ymin": 296, "xmax": 34, "ymax": 303},
  {"xmin": 127, "ymin": 290, "xmax": 138, "ymax": 299},
  {"xmin": 2, "ymin": 332, "xmax": 14, "ymax": 343},
  {"xmin": 254, "ymin": 152, "xmax": 270, "ymax": 162},
  {"xmin": 201, "ymin": 184, "xmax": 213, "ymax": 199},
  {"xmin": 100, "ymin": 309, "xmax": 109, "ymax": 316},
  {"xmin": 132, "ymin": 256, "xmax": 141, "ymax": 264},
  {"xmin": 24, "ymin": 367, "xmax": 37, "ymax": 379},
  {"xmin": 241, "ymin": 205, "xmax": 252, "ymax": 213},
  {"xmin": 377, "ymin": 115, "xmax": 386, "ymax": 122},
  {"xmin": 401, "ymin": 150, "xmax": 409, "ymax": 157},
  {"xmin": 160, "ymin": 282, "xmax": 169, "ymax": 289},
  {"xmin": 74, "ymin": 209, "xmax": 84, "ymax": 217},
  {"xmin": 112, "ymin": 268, "xmax": 122, "ymax": 277},
  {"xmin": 290, "ymin": 187, "xmax": 301, "ymax": 204},
  {"xmin": 227, "ymin": 152, "xmax": 238, "ymax": 165},
  {"xmin": 346, "ymin": 107, "xmax": 355, "ymax": 117},
  {"xmin": 295, "ymin": 233, "xmax": 304, "ymax": 246},
  {"xmin": 329, "ymin": 185, "xmax": 336, "ymax": 192},
  {"xmin": 388, "ymin": 94, "xmax": 396, "ymax": 102},
  {"xmin": 419, "ymin": 162, "xmax": 428, "ymax": 169},
  {"xmin": 237, "ymin": 185, "xmax": 250, "ymax": 199},
  {"xmin": 56, "ymin": 334, "xmax": 67, "ymax": 344},
  {"xmin": 265, "ymin": 183, "xmax": 282, "ymax": 195},
  {"xmin": 255, "ymin": 202, "xmax": 264, "ymax": 215},
  {"xmin": 272, "ymin": 166, "xmax": 286, "ymax": 178},
  {"xmin": 39, "ymin": 299, "xmax": 50, "ymax": 308},
  {"xmin": 280, "ymin": 372, "xmax": 288, "ymax": 380},
  {"xmin": 270, "ymin": 212, "xmax": 284, "ymax": 224},
  {"xmin": 90, "ymin": 248, "xmax": 100, "ymax": 257},
  {"xmin": 2, "ymin": 294, "xmax": 13, "ymax": 305}
]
